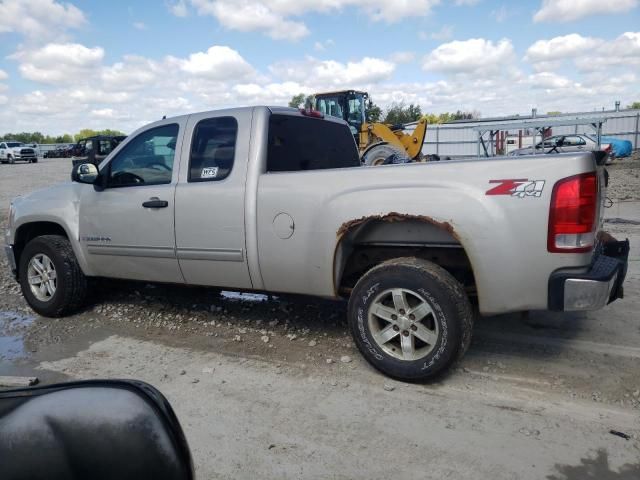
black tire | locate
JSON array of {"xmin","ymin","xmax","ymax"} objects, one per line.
[
  {"xmin": 32, "ymin": 158, "xmax": 38, "ymax": 163},
  {"xmin": 8, "ymin": 155, "xmax": 14, "ymax": 164},
  {"xmin": 362, "ymin": 143, "xmax": 409, "ymax": 166},
  {"xmin": 348, "ymin": 257, "xmax": 473, "ymax": 381},
  {"xmin": 19, "ymin": 235, "xmax": 89, "ymax": 317}
]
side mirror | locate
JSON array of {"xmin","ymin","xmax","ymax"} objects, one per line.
[
  {"xmin": 0, "ymin": 380, "xmax": 194, "ymax": 480},
  {"xmin": 71, "ymin": 163, "xmax": 99, "ymax": 184}
]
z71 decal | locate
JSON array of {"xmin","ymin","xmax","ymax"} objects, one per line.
[{"xmin": 486, "ymin": 179, "xmax": 545, "ymax": 198}]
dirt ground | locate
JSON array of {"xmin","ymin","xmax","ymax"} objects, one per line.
[{"xmin": 1, "ymin": 156, "xmax": 640, "ymax": 479}]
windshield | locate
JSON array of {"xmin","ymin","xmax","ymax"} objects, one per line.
[{"xmin": 6, "ymin": 142, "xmax": 23, "ymax": 148}]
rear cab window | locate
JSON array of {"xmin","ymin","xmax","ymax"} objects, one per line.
[
  {"xmin": 188, "ymin": 117, "xmax": 238, "ymax": 182},
  {"xmin": 267, "ymin": 114, "xmax": 360, "ymax": 172}
]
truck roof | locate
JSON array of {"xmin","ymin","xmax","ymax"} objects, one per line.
[{"xmin": 152, "ymin": 105, "xmax": 349, "ymax": 127}]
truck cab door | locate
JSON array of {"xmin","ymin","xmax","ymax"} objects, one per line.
[
  {"xmin": 78, "ymin": 120, "xmax": 185, "ymax": 283},
  {"xmin": 174, "ymin": 109, "xmax": 253, "ymax": 289}
]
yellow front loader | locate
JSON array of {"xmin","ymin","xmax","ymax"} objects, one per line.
[{"xmin": 312, "ymin": 90, "xmax": 428, "ymax": 165}]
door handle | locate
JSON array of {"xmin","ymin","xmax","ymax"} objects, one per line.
[{"xmin": 142, "ymin": 198, "xmax": 168, "ymax": 208}]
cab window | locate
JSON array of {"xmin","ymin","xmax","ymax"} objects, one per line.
[
  {"xmin": 106, "ymin": 124, "xmax": 178, "ymax": 188},
  {"xmin": 267, "ymin": 115, "xmax": 360, "ymax": 172}
]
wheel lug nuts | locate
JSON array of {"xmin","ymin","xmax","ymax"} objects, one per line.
[
  {"xmin": 409, "ymin": 314, "xmax": 415, "ymax": 320},
  {"xmin": 402, "ymin": 330, "xmax": 409, "ymax": 337},
  {"xmin": 410, "ymin": 325, "xmax": 417, "ymax": 331},
  {"xmin": 393, "ymin": 325, "xmax": 400, "ymax": 331},
  {"xmin": 391, "ymin": 314, "xmax": 397, "ymax": 321},
  {"xmin": 399, "ymin": 309, "xmax": 406, "ymax": 315}
]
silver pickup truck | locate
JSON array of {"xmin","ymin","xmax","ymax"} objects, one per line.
[{"xmin": 4, "ymin": 106, "xmax": 629, "ymax": 380}]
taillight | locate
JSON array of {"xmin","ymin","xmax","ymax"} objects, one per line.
[
  {"xmin": 299, "ymin": 108, "xmax": 324, "ymax": 118},
  {"xmin": 547, "ymin": 172, "xmax": 598, "ymax": 253}
]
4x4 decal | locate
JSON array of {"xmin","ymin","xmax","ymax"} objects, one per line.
[{"xmin": 486, "ymin": 179, "xmax": 545, "ymax": 198}]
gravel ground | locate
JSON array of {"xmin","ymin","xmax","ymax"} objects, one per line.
[
  {"xmin": 1, "ymin": 156, "xmax": 640, "ymax": 478},
  {"xmin": 607, "ymin": 150, "xmax": 640, "ymax": 201}
]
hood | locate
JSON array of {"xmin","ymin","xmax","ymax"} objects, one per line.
[
  {"xmin": 9, "ymin": 145, "xmax": 35, "ymax": 153},
  {"xmin": 12, "ymin": 181, "xmax": 78, "ymax": 208}
]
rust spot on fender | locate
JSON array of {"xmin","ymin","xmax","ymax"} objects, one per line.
[{"xmin": 336, "ymin": 211, "xmax": 457, "ymax": 239}]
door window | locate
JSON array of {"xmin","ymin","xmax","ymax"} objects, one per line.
[
  {"xmin": 106, "ymin": 124, "xmax": 178, "ymax": 188},
  {"xmin": 562, "ymin": 136, "xmax": 586, "ymax": 146},
  {"xmin": 99, "ymin": 140, "xmax": 114, "ymax": 156},
  {"xmin": 188, "ymin": 117, "xmax": 238, "ymax": 182}
]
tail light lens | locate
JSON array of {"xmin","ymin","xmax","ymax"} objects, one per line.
[
  {"xmin": 548, "ymin": 172, "xmax": 598, "ymax": 253},
  {"xmin": 299, "ymin": 108, "xmax": 324, "ymax": 118}
]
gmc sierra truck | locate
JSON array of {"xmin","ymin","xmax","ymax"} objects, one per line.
[{"xmin": 4, "ymin": 106, "xmax": 629, "ymax": 380}]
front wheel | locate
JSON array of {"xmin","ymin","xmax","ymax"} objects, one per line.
[
  {"xmin": 19, "ymin": 235, "xmax": 89, "ymax": 317},
  {"xmin": 361, "ymin": 143, "xmax": 409, "ymax": 166},
  {"xmin": 348, "ymin": 257, "xmax": 474, "ymax": 381}
]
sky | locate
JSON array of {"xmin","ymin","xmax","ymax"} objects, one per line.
[{"xmin": 0, "ymin": 0, "xmax": 639, "ymax": 135}]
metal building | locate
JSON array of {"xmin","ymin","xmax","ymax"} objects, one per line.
[{"xmin": 410, "ymin": 104, "xmax": 640, "ymax": 159}]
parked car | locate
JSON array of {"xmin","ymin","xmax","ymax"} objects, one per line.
[
  {"xmin": 4, "ymin": 106, "xmax": 629, "ymax": 381},
  {"xmin": 509, "ymin": 134, "xmax": 613, "ymax": 163},
  {"xmin": 71, "ymin": 135, "xmax": 127, "ymax": 166},
  {"xmin": 0, "ymin": 141, "xmax": 38, "ymax": 164}
]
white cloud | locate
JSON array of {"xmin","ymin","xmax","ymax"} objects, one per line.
[
  {"xmin": 427, "ymin": 25, "xmax": 453, "ymax": 41},
  {"xmin": 524, "ymin": 32, "xmax": 640, "ymax": 72},
  {"xmin": 0, "ymin": 70, "xmax": 8, "ymax": 81},
  {"xmin": 455, "ymin": 0, "xmax": 480, "ymax": 4},
  {"xmin": 423, "ymin": 38, "xmax": 515, "ymax": 75},
  {"xmin": 270, "ymin": 56, "xmax": 395, "ymax": 87},
  {"xmin": 184, "ymin": 0, "xmax": 441, "ymax": 40},
  {"xmin": 190, "ymin": 0, "xmax": 309, "ymax": 40},
  {"xmin": 533, "ymin": 0, "xmax": 638, "ymax": 23},
  {"xmin": 389, "ymin": 51, "xmax": 415, "ymax": 64},
  {"xmin": 528, "ymin": 72, "xmax": 574, "ymax": 89},
  {"xmin": 491, "ymin": 5, "xmax": 509, "ymax": 22},
  {"xmin": 170, "ymin": 45, "xmax": 255, "ymax": 79},
  {"xmin": 525, "ymin": 33, "xmax": 601, "ymax": 63},
  {"xmin": 11, "ymin": 43, "xmax": 104, "ymax": 85},
  {"xmin": 574, "ymin": 31, "xmax": 640, "ymax": 70},
  {"xmin": 101, "ymin": 55, "xmax": 161, "ymax": 91},
  {"xmin": 313, "ymin": 39, "xmax": 334, "ymax": 52},
  {"xmin": 0, "ymin": 0, "xmax": 86, "ymax": 40},
  {"xmin": 168, "ymin": 0, "xmax": 189, "ymax": 17},
  {"xmin": 133, "ymin": 21, "xmax": 148, "ymax": 30}
]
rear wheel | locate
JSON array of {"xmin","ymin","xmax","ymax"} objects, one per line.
[
  {"xmin": 348, "ymin": 257, "xmax": 473, "ymax": 381},
  {"xmin": 19, "ymin": 235, "xmax": 89, "ymax": 317}
]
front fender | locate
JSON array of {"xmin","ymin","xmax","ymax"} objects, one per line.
[{"xmin": 9, "ymin": 183, "xmax": 94, "ymax": 276}]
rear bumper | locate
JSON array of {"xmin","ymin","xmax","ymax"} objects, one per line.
[{"xmin": 548, "ymin": 239, "xmax": 629, "ymax": 311}]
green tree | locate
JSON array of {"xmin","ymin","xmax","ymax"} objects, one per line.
[
  {"xmin": 383, "ymin": 102, "xmax": 423, "ymax": 124},
  {"xmin": 289, "ymin": 93, "xmax": 305, "ymax": 108},
  {"xmin": 628, "ymin": 101, "xmax": 640, "ymax": 109},
  {"xmin": 288, "ymin": 93, "xmax": 314, "ymax": 109},
  {"xmin": 420, "ymin": 110, "xmax": 480, "ymax": 124},
  {"xmin": 74, "ymin": 128, "xmax": 126, "ymax": 141},
  {"xmin": 366, "ymin": 100, "xmax": 382, "ymax": 123}
]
